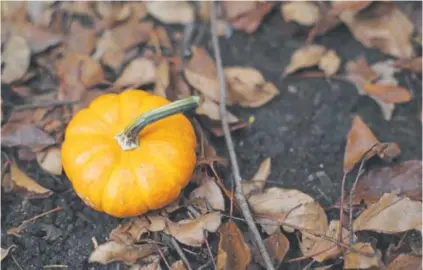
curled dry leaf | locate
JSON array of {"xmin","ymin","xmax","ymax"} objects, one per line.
[
  {"xmin": 10, "ymin": 162, "xmax": 53, "ymax": 199},
  {"xmin": 242, "ymin": 157, "xmax": 271, "ymax": 196},
  {"xmin": 225, "ymin": 67, "xmax": 280, "ymax": 108},
  {"xmin": 65, "ymin": 20, "xmax": 96, "ymax": 56},
  {"xmin": 36, "ymin": 147, "xmax": 62, "ymax": 175},
  {"xmin": 195, "ymin": 98, "xmax": 239, "ymax": 124},
  {"xmin": 147, "ymin": 215, "xmax": 166, "ymax": 232},
  {"xmin": 217, "ymin": 221, "xmax": 251, "ymax": 270},
  {"xmin": 349, "ymin": 160, "xmax": 422, "ymax": 206},
  {"xmin": 1, "ymin": 35, "xmax": 31, "ymax": 83},
  {"xmin": 89, "ymin": 241, "xmax": 158, "ymax": 265},
  {"xmin": 170, "ymin": 260, "xmax": 187, "ymax": 270},
  {"xmin": 95, "ymin": 2, "xmax": 132, "ymax": 28},
  {"xmin": 1, "ymin": 245, "xmax": 16, "ymax": 261},
  {"xmin": 343, "ymin": 116, "xmax": 379, "ymax": 173},
  {"xmin": 344, "ymin": 242, "xmax": 382, "ymax": 269},
  {"xmin": 353, "ymin": 193, "xmax": 422, "ymax": 234},
  {"xmin": 228, "ymin": 2, "xmax": 274, "ymax": 34},
  {"xmin": 1, "ymin": 124, "xmax": 56, "ymax": 149},
  {"xmin": 338, "ymin": 2, "xmax": 414, "ymax": 58},
  {"xmin": 189, "ymin": 176, "xmax": 225, "ymax": 211},
  {"xmin": 110, "ymin": 20, "xmax": 153, "ymax": 51},
  {"xmin": 114, "ymin": 57, "xmax": 156, "ymax": 89},
  {"xmin": 146, "ymin": 1, "xmax": 194, "ymax": 24},
  {"xmin": 165, "ymin": 212, "xmax": 221, "ymax": 247},
  {"xmin": 252, "ymin": 230, "xmax": 289, "ymax": 268},
  {"xmin": 281, "ymin": 1, "xmax": 320, "ymax": 26},
  {"xmin": 318, "ymin": 49, "xmax": 341, "ymax": 77},
  {"xmin": 283, "ymin": 45, "xmax": 326, "ymax": 76},
  {"xmin": 110, "ymin": 217, "xmax": 151, "ymax": 245},
  {"xmin": 387, "ymin": 253, "xmax": 422, "ymax": 270}
]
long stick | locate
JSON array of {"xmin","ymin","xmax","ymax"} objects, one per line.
[{"xmin": 210, "ymin": 2, "xmax": 275, "ymax": 269}]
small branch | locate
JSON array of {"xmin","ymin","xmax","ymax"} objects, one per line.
[
  {"xmin": 171, "ymin": 238, "xmax": 193, "ymax": 270},
  {"xmin": 210, "ymin": 2, "xmax": 275, "ymax": 270},
  {"xmin": 338, "ymin": 172, "xmax": 347, "ymax": 242}
]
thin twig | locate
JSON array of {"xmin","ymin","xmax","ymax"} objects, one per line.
[
  {"xmin": 13, "ymin": 100, "xmax": 79, "ymax": 111},
  {"xmin": 157, "ymin": 246, "xmax": 170, "ymax": 269},
  {"xmin": 210, "ymin": 2, "xmax": 275, "ymax": 269},
  {"xmin": 205, "ymin": 238, "xmax": 217, "ymax": 270},
  {"xmin": 338, "ymin": 172, "xmax": 347, "ymax": 243},
  {"xmin": 171, "ymin": 238, "xmax": 192, "ymax": 270},
  {"xmin": 11, "ymin": 255, "xmax": 24, "ymax": 270}
]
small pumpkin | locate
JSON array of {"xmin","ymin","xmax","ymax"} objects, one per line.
[{"xmin": 62, "ymin": 89, "xmax": 199, "ymax": 217}]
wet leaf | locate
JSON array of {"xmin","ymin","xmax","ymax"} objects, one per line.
[
  {"xmin": 1, "ymin": 245, "xmax": 16, "ymax": 261},
  {"xmin": 339, "ymin": 2, "xmax": 414, "ymax": 58},
  {"xmin": 225, "ymin": 67, "xmax": 280, "ymax": 108},
  {"xmin": 65, "ymin": 20, "xmax": 96, "ymax": 56},
  {"xmin": 362, "ymin": 83, "xmax": 412, "ymax": 104},
  {"xmin": 318, "ymin": 49, "xmax": 341, "ymax": 77},
  {"xmin": 354, "ymin": 193, "xmax": 422, "ymax": 234},
  {"xmin": 1, "ymin": 35, "xmax": 31, "ymax": 83},
  {"xmin": 115, "ymin": 57, "xmax": 156, "ymax": 89},
  {"xmin": 387, "ymin": 253, "xmax": 422, "ymax": 270},
  {"xmin": 217, "ymin": 221, "xmax": 251, "ymax": 270},
  {"xmin": 344, "ymin": 242, "xmax": 382, "ymax": 269},
  {"xmin": 281, "ymin": 2, "xmax": 320, "ymax": 26},
  {"xmin": 165, "ymin": 212, "xmax": 221, "ymax": 247},
  {"xmin": 146, "ymin": 2, "xmax": 194, "ymax": 24},
  {"xmin": 243, "ymin": 157, "xmax": 271, "ymax": 196},
  {"xmin": 170, "ymin": 260, "xmax": 187, "ymax": 270},
  {"xmin": 252, "ymin": 230, "xmax": 289, "ymax": 268},
  {"xmin": 10, "ymin": 162, "xmax": 53, "ymax": 199},
  {"xmin": 283, "ymin": 45, "xmax": 326, "ymax": 76},
  {"xmin": 349, "ymin": 160, "xmax": 422, "ymax": 206},
  {"xmin": 89, "ymin": 241, "xmax": 158, "ymax": 265},
  {"xmin": 1, "ymin": 124, "xmax": 55, "ymax": 148},
  {"xmin": 343, "ymin": 116, "xmax": 380, "ymax": 173},
  {"xmin": 229, "ymin": 2, "xmax": 274, "ymax": 34},
  {"xmin": 189, "ymin": 176, "xmax": 225, "ymax": 211},
  {"xmin": 195, "ymin": 98, "xmax": 239, "ymax": 124},
  {"xmin": 36, "ymin": 147, "xmax": 62, "ymax": 175}
]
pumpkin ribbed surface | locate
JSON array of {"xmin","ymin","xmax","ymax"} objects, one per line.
[{"xmin": 62, "ymin": 90, "xmax": 197, "ymax": 217}]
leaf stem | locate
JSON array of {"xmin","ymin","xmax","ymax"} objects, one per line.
[{"xmin": 115, "ymin": 96, "xmax": 200, "ymax": 151}]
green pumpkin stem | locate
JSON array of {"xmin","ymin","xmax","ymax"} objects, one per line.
[{"xmin": 115, "ymin": 96, "xmax": 200, "ymax": 151}]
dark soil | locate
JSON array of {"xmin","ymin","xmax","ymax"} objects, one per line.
[{"xmin": 2, "ymin": 7, "xmax": 422, "ymax": 270}]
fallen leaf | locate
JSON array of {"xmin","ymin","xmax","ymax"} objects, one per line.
[
  {"xmin": 318, "ymin": 49, "xmax": 341, "ymax": 77},
  {"xmin": 146, "ymin": 215, "xmax": 166, "ymax": 232},
  {"xmin": 26, "ymin": 1, "xmax": 53, "ymax": 26},
  {"xmin": 225, "ymin": 67, "xmax": 280, "ymax": 108},
  {"xmin": 339, "ymin": 2, "xmax": 414, "ymax": 58},
  {"xmin": 1, "ymin": 35, "xmax": 31, "ymax": 83},
  {"xmin": 10, "ymin": 162, "xmax": 53, "ymax": 199},
  {"xmin": 93, "ymin": 30, "xmax": 125, "ymax": 71},
  {"xmin": 1, "ymin": 245, "xmax": 16, "ymax": 261},
  {"xmin": 146, "ymin": 2, "xmax": 194, "ymax": 24},
  {"xmin": 1, "ymin": 124, "xmax": 56, "ymax": 148},
  {"xmin": 343, "ymin": 116, "xmax": 380, "ymax": 173},
  {"xmin": 349, "ymin": 160, "xmax": 422, "ymax": 206},
  {"xmin": 393, "ymin": 57, "xmax": 422, "ymax": 74},
  {"xmin": 130, "ymin": 260, "xmax": 161, "ymax": 270},
  {"xmin": 387, "ymin": 253, "xmax": 422, "ymax": 270},
  {"xmin": 217, "ymin": 221, "xmax": 251, "ymax": 270},
  {"xmin": 229, "ymin": 2, "xmax": 275, "ymax": 34},
  {"xmin": 362, "ymin": 83, "xmax": 412, "ymax": 104},
  {"xmin": 95, "ymin": 2, "xmax": 131, "ymax": 28},
  {"xmin": 170, "ymin": 260, "xmax": 187, "ymax": 270},
  {"xmin": 281, "ymin": 2, "xmax": 320, "ymax": 26},
  {"xmin": 344, "ymin": 242, "xmax": 382, "ymax": 269},
  {"xmin": 165, "ymin": 212, "xmax": 221, "ymax": 247},
  {"xmin": 128, "ymin": 2, "xmax": 147, "ymax": 22},
  {"xmin": 65, "ymin": 20, "xmax": 96, "ymax": 56},
  {"xmin": 195, "ymin": 98, "xmax": 239, "ymax": 124},
  {"xmin": 242, "ymin": 157, "xmax": 271, "ymax": 196},
  {"xmin": 189, "ymin": 176, "xmax": 225, "ymax": 211},
  {"xmin": 224, "ymin": 1, "xmax": 257, "ymax": 20},
  {"xmin": 252, "ymin": 230, "xmax": 289, "ymax": 268},
  {"xmin": 283, "ymin": 45, "xmax": 326, "ymax": 76},
  {"xmin": 110, "ymin": 20, "xmax": 153, "ymax": 51},
  {"xmin": 354, "ymin": 193, "xmax": 422, "ymax": 234},
  {"xmin": 154, "ymin": 60, "xmax": 170, "ymax": 98},
  {"xmin": 345, "ymin": 56, "xmax": 378, "ymax": 88},
  {"xmin": 89, "ymin": 241, "xmax": 158, "ymax": 265},
  {"xmin": 36, "ymin": 147, "xmax": 62, "ymax": 175},
  {"xmin": 110, "ymin": 217, "xmax": 150, "ymax": 245},
  {"xmin": 115, "ymin": 57, "xmax": 156, "ymax": 89}
]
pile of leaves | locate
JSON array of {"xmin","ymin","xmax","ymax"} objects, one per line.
[{"xmin": 1, "ymin": 1, "xmax": 422, "ymax": 269}]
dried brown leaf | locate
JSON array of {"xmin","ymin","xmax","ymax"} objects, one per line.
[
  {"xmin": 393, "ymin": 57, "xmax": 422, "ymax": 74},
  {"xmin": 189, "ymin": 176, "xmax": 225, "ymax": 211},
  {"xmin": 1, "ymin": 124, "xmax": 55, "ymax": 148},
  {"xmin": 170, "ymin": 260, "xmax": 187, "ymax": 270},
  {"xmin": 345, "ymin": 56, "xmax": 378, "ymax": 88},
  {"xmin": 362, "ymin": 83, "xmax": 412, "ymax": 104},
  {"xmin": 281, "ymin": 2, "xmax": 320, "ymax": 26},
  {"xmin": 88, "ymin": 241, "xmax": 158, "ymax": 265},
  {"xmin": 283, "ymin": 45, "xmax": 326, "ymax": 76},
  {"xmin": 146, "ymin": 215, "xmax": 166, "ymax": 232},
  {"xmin": 224, "ymin": 1, "xmax": 257, "ymax": 20},
  {"xmin": 339, "ymin": 2, "xmax": 414, "ymax": 58},
  {"xmin": 225, "ymin": 67, "xmax": 279, "ymax": 108},
  {"xmin": 195, "ymin": 98, "xmax": 239, "ymax": 124},
  {"xmin": 318, "ymin": 49, "xmax": 341, "ymax": 77},
  {"xmin": 387, "ymin": 253, "xmax": 422, "ymax": 270},
  {"xmin": 252, "ymin": 230, "xmax": 289, "ymax": 268},
  {"xmin": 110, "ymin": 20, "xmax": 153, "ymax": 51},
  {"xmin": 1, "ymin": 245, "xmax": 16, "ymax": 261},
  {"xmin": 242, "ymin": 157, "xmax": 271, "ymax": 196},
  {"xmin": 154, "ymin": 60, "xmax": 170, "ymax": 98},
  {"xmin": 166, "ymin": 212, "xmax": 221, "ymax": 247},
  {"xmin": 146, "ymin": 2, "xmax": 194, "ymax": 24},
  {"xmin": 217, "ymin": 221, "xmax": 251, "ymax": 270},
  {"xmin": 110, "ymin": 217, "xmax": 150, "ymax": 245},
  {"xmin": 10, "ymin": 162, "xmax": 52, "ymax": 199},
  {"xmin": 96, "ymin": 2, "xmax": 131, "ymax": 28},
  {"xmin": 114, "ymin": 57, "xmax": 156, "ymax": 89},
  {"xmin": 36, "ymin": 147, "xmax": 62, "ymax": 175},
  {"xmin": 349, "ymin": 160, "xmax": 422, "ymax": 206},
  {"xmin": 65, "ymin": 20, "xmax": 96, "ymax": 56},
  {"xmin": 343, "ymin": 116, "xmax": 380, "ymax": 173},
  {"xmin": 229, "ymin": 2, "xmax": 274, "ymax": 34},
  {"xmin": 93, "ymin": 30, "xmax": 125, "ymax": 71},
  {"xmin": 1, "ymin": 35, "xmax": 31, "ymax": 83},
  {"xmin": 344, "ymin": 242, "xmax": 382, "ymax": 269},
  {"xmin": 354, "ymin": 193, "xmax": 422, "ymax": 234}
]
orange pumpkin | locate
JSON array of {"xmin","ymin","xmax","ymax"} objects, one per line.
[{"xmin": 61, "ymin": 89, "xmax": 198, "ymax": 217}]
